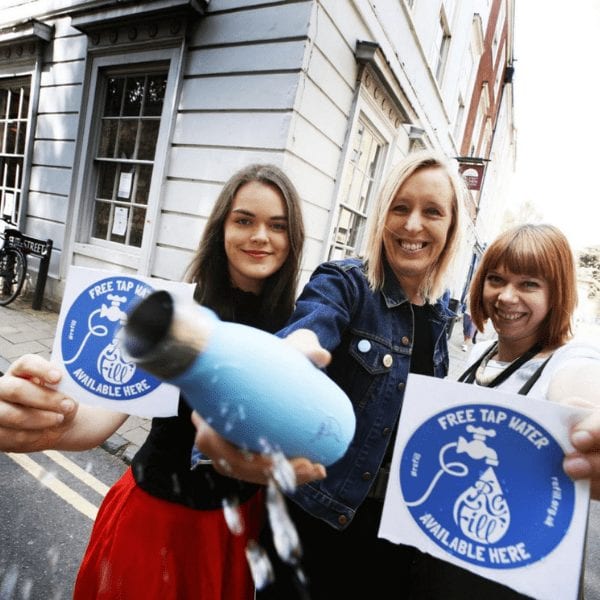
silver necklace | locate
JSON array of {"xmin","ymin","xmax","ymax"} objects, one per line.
[{"xmin": 474, "ymin": 345, "xmax": 512, "ymax": 386}]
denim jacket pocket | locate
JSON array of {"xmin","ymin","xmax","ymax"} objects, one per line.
[{"xmin": 346, "ymin": 334, "xmax": 395, "ymax": 410}]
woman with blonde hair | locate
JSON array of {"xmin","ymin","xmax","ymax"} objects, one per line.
[{"xmin": 196, "ymin": 149, "xmax": 470, "ymax": 599}]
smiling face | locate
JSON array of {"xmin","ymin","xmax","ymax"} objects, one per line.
[
  {"xmin": 483, "ymin": 264, "xmax": 551, "ymax": 357},
  {"xmin": 224, "ymin": 180, "xmax": 290, "ymax": 294},
  {"xmin": 383, "ymin": 166, "xmax": 454, "ymax": 300}
]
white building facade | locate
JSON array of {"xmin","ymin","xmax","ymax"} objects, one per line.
[{"xmin": 0, "ymin": 0, "xmax": 515, "ymax": 305}]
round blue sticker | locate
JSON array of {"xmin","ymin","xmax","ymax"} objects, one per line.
[
  {"xmin": 399, "ymin": 404, "xmax": 574, "ymax": 569},
  {"xmin": 61, "ymin": 276, "xmax": 160, "ymax": 400}
]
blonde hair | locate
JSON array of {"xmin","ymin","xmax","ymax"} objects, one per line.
[
  {"xmin": 363, "ymin": 149, "xmax": 467, "ymax": 300},
  {"xmin": 469, "ymin": 224, "xmax": 577, "ymax": 349}
]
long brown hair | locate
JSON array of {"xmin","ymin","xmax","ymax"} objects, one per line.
[
  {"xmin": 469, "ymin": 224, "xmax": 577, "ymax": 349},
  {"xmin": 185, "ymin": 164, "xmax": 305, "ymax": 330}
]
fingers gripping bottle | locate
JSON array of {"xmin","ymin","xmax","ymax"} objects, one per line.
[{"xmin": 120, "ymin": 290, "xmax": 355, "ymax": 466}]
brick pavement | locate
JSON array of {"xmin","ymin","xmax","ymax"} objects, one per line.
[{"xmin": 0, "ymin": 293, "xmax": 472, "ymax": 462}]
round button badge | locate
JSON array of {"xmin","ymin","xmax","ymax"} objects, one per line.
[
  {"xmin": 398, "ymin": 403, "xmax": 574, "ymax": 569},
  {"xmin": 61, "ymin": 276, "xmax": 161, "ymax": 401}
]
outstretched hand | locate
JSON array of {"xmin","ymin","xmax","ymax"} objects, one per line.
[
  {"xmin": 0, "ymin": 354, "xmax": 77, "ymax": 452},
  {"xmin": 283, "ymin": 328, "xmax": 332, "ymax": 368}
]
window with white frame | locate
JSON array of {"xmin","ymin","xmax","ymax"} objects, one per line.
[
  {"xmin": 69, "ymin": 5, "xmax": 196, "ymax": 271},
  {"xmin": 92, "ymin": 67, "xmax": 167, "ymax": 247},
  {"xmin": 0, "ymin": 77, "xmax": 30, "ymax": 222},
  {"xmin": 73, "ymin": 46, "xmax": 181, "ymax": 268},
  {"xmin": 492, "ymin": 1, "xmax": 506, "ymax": 66},
  {"xmin": 453, "ymin": 93, "xmax": 465, "ymax": 144},
  {"xmin": 432, "ymin": 9, "xmax": 451, "ymax": 83},
  {"xmin": 468, "ymin": 15, "xmax": 484, "ymax": 100},
  {"xmin": 328, "ymin": 116, "xmax": 386, "ymax": 260},
  {"xmin": 494, "ymin": 45, "xmax": 506, "ymax": 102},
  {"xmin": 470, "ymin": 83, "xmax": 490, "ymax": 156},
  {"xmin": 481, "ymin": 117, "xmax": 493, "ymax": 156}
]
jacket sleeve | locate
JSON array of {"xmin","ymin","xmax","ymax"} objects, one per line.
[{"xmin": 277, "ymin": 261, "xmax": 361, "ymax": 352}]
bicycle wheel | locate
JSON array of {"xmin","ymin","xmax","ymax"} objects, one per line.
[{"xmin": 0, "ymin": 248, "xmax": 26, "ymax": 306}]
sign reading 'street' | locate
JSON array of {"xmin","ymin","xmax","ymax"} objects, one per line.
[
  {"xmin": 51, "ymin": 266, "xmax": 194, "ymax": 417},
  {"xmin": 379, "ymin": 374, "xmax": 591, "ymax": 600}
]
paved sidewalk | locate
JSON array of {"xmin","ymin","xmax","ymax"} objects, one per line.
[{"xmin": 0, "ymin": 294, "xmax": 471, "ymax": 462}]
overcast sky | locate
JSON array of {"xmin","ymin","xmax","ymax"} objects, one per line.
[{"xmin": 510, "ymin": 1, "xmax": 600, "ymax": 251}]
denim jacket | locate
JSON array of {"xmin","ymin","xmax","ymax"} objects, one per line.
[{"xmin": 278, "ymin": 258, "xmax": 453, "ymax": 530}]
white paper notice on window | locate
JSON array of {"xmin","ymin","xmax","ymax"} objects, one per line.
[
  {"xmin": 112, "ymin": 206, "xmax": 128, "ymax": 236},
  {"xmin": 3, "ymin": 192, "xmax": 14, "ymax": 216},
  {"xmin": 117, "ymin": 171, "xmax": 133, "ymax": 199},
  {"xmin": 378, "ymin": 374, "xmax": 591, "ymax": 600},
  {"xmin": 51, "ymin": 266, "xmax": 195, "ymax": 417}
]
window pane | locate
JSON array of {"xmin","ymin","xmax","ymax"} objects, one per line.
[
  {"xmin": 116, "ymin": 120, "xmax": 138, "ymax": 159},
  {"xmin": 8, "ymin": 90, "xmax": 19, "ymax": 119},
  {"xmin": 17, "ymin": 122, "xmax": 26, "ymax": 155},
  {"xmin": 0, "ymin": 90, "xmax": 6, "ymax": 118},
  {"xmin": 97, "ymin": 162, "xmax": 117, "ymax": 199},
  {"xmin": 92, "ymin": 201, "xmax": 110, "ymax": 239},
  {"xmin": 6, "ymin": 158, "xmax": 19, "ymax": 187},
  {"xmin": 105, "ymin": 77, "xmax": 124, "ymax": 116},
  {"xmin": 109, "ymin": 204, "xmax": 128, "ymax": 243},
  {"xmin": 344, "ymin": 171, "xmax": 364, "ymax": 212},
  {"xmin": 138, "ymin": 120, "xmax": 159, "ymax": 160},
  {"xmin": 123, "ymin": 76, "xmax": 145, "ymax": 117},
  {"xmin": 6, "ymin": 123, "xmax": 16, "ymax": 153},
  {"xmin": 20, "ymin": 87, "xmax": 29, "ymax": 116},
  {"xmin": 144, "ymin": 75, "xmax": 166, "ymax": 116},
  {"xmin": 130, "ymin": 206, "xmax": 146, "ymax": 247},
  {"xmin": 0, "ymin": 122, "xmax": 5, "ymax": 152},
  {"xmin": 116, "ymin": 165, "xmax": 134, "ymax": 202},
  {"xmin": 134, "ymin": 165, "xmax": 152, "ymax": 205},
  {"xmin": 98, "ymin": 119, "xmax": 119, "ymax": 158}
]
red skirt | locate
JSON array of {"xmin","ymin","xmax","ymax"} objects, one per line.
[{"xmin": 74, "ymin": 467, "xmax": 265, "ymax": 600}]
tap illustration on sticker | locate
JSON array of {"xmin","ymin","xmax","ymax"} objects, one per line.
[
  {"xmin": 61, "ymin": 276, "xmax": 161, "ymax": 400},
  {"xmin": 399, "ymin": 404, "xmax": 573, "ymax": 569}
]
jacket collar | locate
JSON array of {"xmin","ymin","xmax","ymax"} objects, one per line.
[
  {"xmin": 380, "ymin": 258, "xmax": 451, "ymax": 320},
  {"xmin": 381, "ymin": 258, "xmax": 410, "ymax": 308}
]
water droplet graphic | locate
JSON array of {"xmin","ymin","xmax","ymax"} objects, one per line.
[{"xmin": 453, "ymin": 466, "xmax": 510, "ymax": 544}]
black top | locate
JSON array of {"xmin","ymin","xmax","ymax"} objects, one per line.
[
  {"xmin": 379, "ymin": 303, "xmax": 435, "ymax": 469},
  {"xmin": 409, "ymin": 303, "xmax": 435, "ymax": 376},
  {"xmin": 131, "ymin": 288, "xmax": 270, "ymax": 510}
]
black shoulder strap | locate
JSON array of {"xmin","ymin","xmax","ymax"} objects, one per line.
[
  {"xmin": 457, "ymin": 342, "xmax": 545, "ymax": 390},
  {"xmin": 517, "ymin": 354, "xmax": 554, "ymax": 395},
  {"xmin": 457, "ymin": 342, "xmax": 497, "ymax": 384}
]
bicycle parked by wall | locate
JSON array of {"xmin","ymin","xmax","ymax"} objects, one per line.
[{"xmin": 0, "ymin": 216, "xmax": 27, "ymax": 306}]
